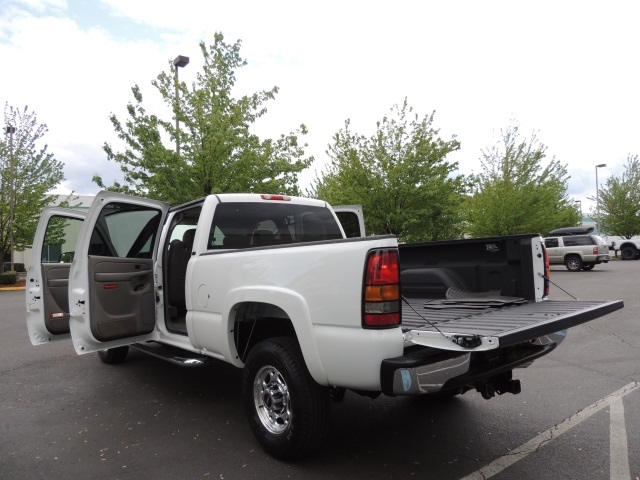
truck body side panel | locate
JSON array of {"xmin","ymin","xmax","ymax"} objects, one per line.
[{"xmin": 186, "ymin": 235, "xmax": 402, "ymax": 388}]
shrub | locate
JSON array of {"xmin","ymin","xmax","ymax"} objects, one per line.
[
  {"xmin": 0, "ymin": 272, "xmax": 17, "ymax": 285},
  {"xmin": 3, "ymin": 263, "xmax": 24, "ymax": 272}
]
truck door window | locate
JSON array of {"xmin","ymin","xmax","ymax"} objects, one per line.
[
  {"xmin": 92, "ymin": 202, "xmax": 163, "ymax": 258},
  {"xmin": 335, "ymin": 211, "xmax": 361, "ymax": 238},
  {"xmin": 43, "ymin": 215, "xmax": 84, "ymax": 263}
]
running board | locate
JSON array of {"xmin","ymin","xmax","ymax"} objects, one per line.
[{"xmin": 130, "ymin": 342, "xmax": 214, "ymax": 367}]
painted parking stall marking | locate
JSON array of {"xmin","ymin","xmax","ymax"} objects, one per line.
[{"xmin": 462, "ymin": 382, "xmax": 639, "ymax": 480}]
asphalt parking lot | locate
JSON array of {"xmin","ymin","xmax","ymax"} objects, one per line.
[{"xmin": 1, "ymin": 260, "xmax": 638, "ymax": 479}]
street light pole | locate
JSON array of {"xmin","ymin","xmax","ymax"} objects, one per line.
[
  {"xmin": 5, "ymin": 126, "xmax": 16, "ymax": 273},
  {"xmin": 173, "ymin": 55, "xmax": 189, "ymax": 156},
  {"xmin": 595, "ymin": 163, "xmax": 607, "ymax": 234}
]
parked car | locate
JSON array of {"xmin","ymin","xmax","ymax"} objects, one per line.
[{"xmin": 544, "ymin": 231, "xmax": 610, "ymax": 272}]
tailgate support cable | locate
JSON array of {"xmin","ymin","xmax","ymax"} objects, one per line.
[{"xmin": 540, "ymin": 273, "xmax": 578, "ymax": 300}]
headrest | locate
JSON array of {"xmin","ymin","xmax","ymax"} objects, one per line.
[{"xmin": 182, "ymin": 229, "xmax": 196, "ymax": 249}]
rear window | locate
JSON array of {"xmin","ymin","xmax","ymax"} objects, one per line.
[
  {"xmin": 562, "ymin": 236, "xmax": 594, "ymax": 247},
  {"xmin": 208, "ymin": 202, "xmax": 343, "ymax": 250}
]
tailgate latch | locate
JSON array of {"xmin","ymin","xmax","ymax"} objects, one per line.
[{"xmin": 452, "ymin": 334, "xmax": 482, "ymax": 349}]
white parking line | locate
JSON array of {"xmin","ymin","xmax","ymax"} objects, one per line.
[
  {"xmin": 461, "ymin": 382, "xmax": 639, "ymax": 480},
  {"xmin": 610, "ymin": 396, "xmax": 631, "ymax": 480}
]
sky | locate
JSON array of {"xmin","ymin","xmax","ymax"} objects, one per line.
[{"xmin": 1, "ymin": 0, "xmax": 639, "ymax": 214}]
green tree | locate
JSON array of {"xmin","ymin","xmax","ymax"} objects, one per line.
[
  {"xmin": 466, "ymin": 125, "xmax": 579, "ymax": 237},
  {"xmin": 309, "ymin": 99, "xmax": 465, "ymax": 243},
  {"xmin": 0, "ymin": 104, "xmax": 66, "ymax": 272},
  {"xmin": 99, "ymin": 33, "xmax": 312, "ymax": 204},
  {"xmin": 599, "ymin": 155, "xmax": 640, "ymax": 238}
]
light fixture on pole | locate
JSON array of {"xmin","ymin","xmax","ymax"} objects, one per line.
[
  {"xmin": 575, "ymin": 200, "xmax": 582, "ymax": 218},
  {"xmin": 595, "ymin": 163, "xmax": 606, "ymax": 234},
  {"xmin": 5, "ymin": 126, "xmax": 16, "ymax": 273},
  {"xmin": 173, "ymin": 55, "xmax": 189, "ymax": 156}
]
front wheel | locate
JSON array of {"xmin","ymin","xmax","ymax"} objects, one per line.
[
  {"xmin": 242, "ymin": 337, "xmax": 330, "ymax": 460},
  {"xmin": 620, "ymin": 246, "xmax": 638, "ymax": 260},
  {"xmin": 565, "ymin": 256, "xmax": 583, "ymax": 272}
]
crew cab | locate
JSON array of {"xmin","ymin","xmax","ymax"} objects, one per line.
[{"xmin": 26, "ymin": 192, "xmax": 623, "ymax": 459}]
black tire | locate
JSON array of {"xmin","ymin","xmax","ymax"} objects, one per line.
[
  {"xmin": 98, "ymin": 346, "xmax": 129, "ymax": 364},
  {"xmin": 242, "ymin": 337, "xmax": 330, "ymax": 460},
  {"xmin": 582, "ymin": 263, "xmax": 596, "ymax": 270},
  {"xmin": 620, "ymin": 246, "xmax": 638, "ymax": 261},
  {"xmin": 565, "ymin": 256, "xmax": 583, "ymax": 272}
]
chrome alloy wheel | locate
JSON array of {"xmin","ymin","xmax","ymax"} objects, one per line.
[{"xmin": 253, "ymin": 365, "xmax": 291, "ymax": 434}]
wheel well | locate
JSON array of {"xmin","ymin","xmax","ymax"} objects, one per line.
[
  {"xmin": 233, "ymin": 302, "xmax": 297, "ymax": 362},
  {"xmin": 564, "ymin": 254, "xmax": 581, "ymax": 262}
]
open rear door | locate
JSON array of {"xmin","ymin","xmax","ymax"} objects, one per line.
[
  {"xmin": 68, "ymin": 192, "xmax": 169, "ymax": 355},
  {"xmin": 26, "ymin": 207, "xmax": 87, "ymax": 345},
  {"xmin": 332, "ymin": 204, "xmax": 366, "ymax": 237}
]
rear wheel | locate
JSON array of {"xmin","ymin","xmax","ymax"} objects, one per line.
[
  {"xmin": 582, "ymin": 263, "xmax": 595, "ymax": 270},
  {"xmin": 98, "ymin": 346, "xmax": 129, "ymax": 364},
  {"xmin": 620, "ymin": 246, "xmax": 638, "ymax": 260},
  {"xmin": 242, "ymin": 337, "xmax": 330, "ymax": 460},
  {"xmin": 565, "ymin": 256, "xmax": 583, "ymax": 272}
]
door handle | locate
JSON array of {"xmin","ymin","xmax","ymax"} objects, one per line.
[{"xmin": 95, "ymin": 270, "xmax": 152, "ymax": 282}]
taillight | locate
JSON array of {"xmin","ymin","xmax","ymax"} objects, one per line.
[
  {"xmin": 542, "ymin": 244, "xmax": 550, "ymax": 297},
  {"xmin": 593, "ymin": 247, "xmax": 598, "ymax": 254},
  {"xmin": 363, "ymin": 249, "xmax": 401, "ymax": 328}
]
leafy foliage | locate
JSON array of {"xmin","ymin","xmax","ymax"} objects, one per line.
[
  {"xmin": 0, "ymin": 271, "xmax": 17, "ymax": 284},
  {"xmin": 0, "ymin": 104, "xmax": 67, "ymax": 271},
  {"xmin": 43, "ymin": 216, "xmax": 70, "ymax": 249},
  {"xmin": 309, "ymin": 99, "xmax": 465, "ymax": 242},
  {"xmin": 466, "ymin": 125, "xmax": 579, "ymax": 237},
  {"xmin": 599, "ymin": 155, "xmax": 640, "ymax": 238},
  {"xmin": 99, "ymin": 33, "xmax": 312, "ymax": 204}
]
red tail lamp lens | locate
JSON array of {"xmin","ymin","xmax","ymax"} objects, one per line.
[{"xmin": 363, "ymin": 249, "xmax": 401, "ymax": 328}]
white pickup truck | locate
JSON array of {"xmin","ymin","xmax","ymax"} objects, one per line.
[
  {"xmin": 26, "ymin": 192, "xmax": 623, "ymax": 459},
  {"xmin": 609, "ymin": 235, "xmax": 640, "ymax": 260}
]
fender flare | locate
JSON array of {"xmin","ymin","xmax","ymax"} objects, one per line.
[{"xmin": 223, "ymin": 286, "xmax": 329, "ymax": 386}]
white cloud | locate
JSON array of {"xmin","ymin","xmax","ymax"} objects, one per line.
[{"xmin": 1, "ymin": 0, "xmax": 638, "ymax": 208}]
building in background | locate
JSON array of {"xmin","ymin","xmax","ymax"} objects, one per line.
[{"xmin": 13, "ymin": 195, "xmax": 94, "ymax": 272}]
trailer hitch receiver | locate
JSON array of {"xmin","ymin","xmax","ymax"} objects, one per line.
[{"xmin": 476, "ymin": 372, "xmax": 521, "ymax": 399}]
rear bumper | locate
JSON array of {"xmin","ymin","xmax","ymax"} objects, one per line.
[{"xmin": 380, "ymin": 342, "xmax": 556, "ymax": 396}]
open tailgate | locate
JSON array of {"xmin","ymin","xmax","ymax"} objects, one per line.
[{"xmin": 403, "ymin": 299, "xmax": 624, "ymax": 351}]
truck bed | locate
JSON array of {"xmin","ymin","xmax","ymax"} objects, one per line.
[
  {"xmin": 402, "ymin": 296, "xmax": 624, "ymax": 347},
  {"xmin": 398, "ymin": 234, "xmax": 624, "ymax": 348}
]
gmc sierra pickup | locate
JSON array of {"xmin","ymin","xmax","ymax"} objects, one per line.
[{"xmin": 25, "ymin": 191, "xmax": 623, "ymax": 459}]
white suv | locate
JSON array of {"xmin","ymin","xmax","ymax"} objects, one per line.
[{"xmin": 544, "ymin": 229, "xmax": 611, "ymax": 272}]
